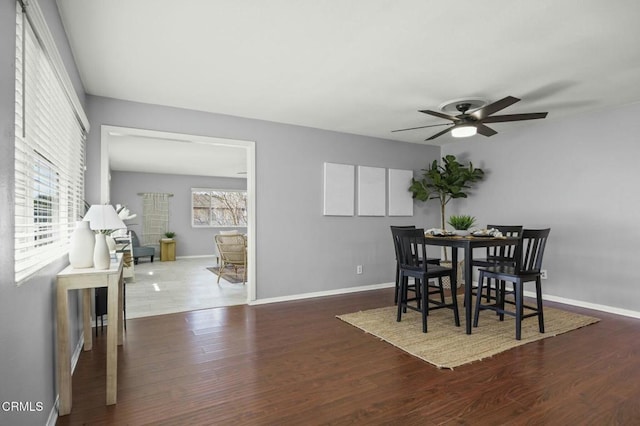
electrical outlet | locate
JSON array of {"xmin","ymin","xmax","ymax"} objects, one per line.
[
  {"xmin": 540, "ymin": 269, "xmax": 548, "ymax": 279},
  {"xmin": 356, "ymin": 265, "xmax": 363, "ymax": 274}
]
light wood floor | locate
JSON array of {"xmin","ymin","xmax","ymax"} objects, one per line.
[{"xmin": 56, "ymin": 288, "xmax": 640, "ymax": 425}]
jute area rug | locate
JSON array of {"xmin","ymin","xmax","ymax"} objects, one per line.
[
  {"xmin": 337, "ymin": 303, "xmax": 599, "ymax": 369},
  {"xmin": 206, "ymin": 266, "xmax": 246, "ymax": 284}
]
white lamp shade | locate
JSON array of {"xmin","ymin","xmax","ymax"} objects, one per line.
[
  {"xmin": 451, "ymin": 125, "xmax": 477, "ymax": 138},
  {"xmin": 83, "ymin": 204, "xmax": 126, "ymax": 231}
]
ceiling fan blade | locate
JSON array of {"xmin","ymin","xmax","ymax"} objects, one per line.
[
  {"xmin": 426, "ymin": 126, "xmax": 455, "ymax": 141},
  {"xmin": 419, "ymin": 109, "xmax": 458, "ymax": 121},
  {"xmin": 476, "ymin": 123, "xmax": 498, "ymax": 137},
  {"xmin": 391, "ymin": 123, "xmax": 453, "ymax": 133},
  {"xmin": 471, "ymin": 96, "xmax": 520, "ymax": 120},
  {"xmin": 482, "ymin": 112, "xmax": 548, "ymax": 123}
]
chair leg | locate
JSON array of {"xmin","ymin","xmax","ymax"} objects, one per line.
[
  {"xmin": 421, "ymin": 279, "xmax": 428, "ymax": 333},
  {"xmin": 515, "ymin": 279, "xmax": 524, "ymax": 340},
  {"xmin": 498, "ymin": 280, "xmax": 506, "ymax": 321},
  {"xmin": 536, "ymin": 276, "xmax": 545, "ymax": 333},
  {"xmin": 217, "ymin": 261, "xmax": 224, "ymax": 283},
  {"xmin": 437, "ymin": 277, "xmax": 445, "ymax": 304},
  {"xmin": 394, "ymin": 263, "xmax": 400, "ymax": 304},
  {"xmin": 473, "ymin": 271, "xmax": 485, "ymax": 327},
  {"xmin": 403, "ymin": 277, "xmax": 411, "ymax": 313},
  {"xmin": 450, "ymin": 274, "xmax": 460, "ymax": 327},
  {"xmin": 485, "ymin": 277, "xmax": 493, "ymax": 302},
  {"xmin": 396, "ymin": 271, "xmax": 406, "ymax": 322}
]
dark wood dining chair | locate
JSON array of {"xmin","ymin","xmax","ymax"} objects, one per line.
[
  {"xmin": 473, "ymin": 228, "xmax": 551, "ymax": 340},
  {"xmin": 390, "ymin": 226, "xmax": 440, "ymax": 305},
  {"xmin": 471, "ymin": 225, "xmax": 523, "ymax": 302},
  {"xmin": 396, "ymin": 228, "xmax": 459, "ymax": 333}
]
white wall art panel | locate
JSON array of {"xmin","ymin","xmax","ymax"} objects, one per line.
[
  {"xmin": 323, "ymin": 162, "xmax": 355, "ymax": 216},
  {"xmin": 357, "ymin": 166, "xmax": 386, "ymax": 216},
  {"xmin": 388, "ymin": 168, "xmax": 414, "ymax": 216}
]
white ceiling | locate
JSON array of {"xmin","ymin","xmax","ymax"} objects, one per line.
[
  {"xmin": 57, "ymin": 0, "xmax": 640, "ymax": 168},
  {"xmin": 106, "ymin": 128, "xmax": 248, "ymax": 178}
]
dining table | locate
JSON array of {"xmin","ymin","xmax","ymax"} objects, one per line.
[{"xmin": 424, "ymin": 234, "xmax": 521, "ymax": 334}]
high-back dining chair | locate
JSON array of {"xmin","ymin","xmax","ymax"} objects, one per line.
[
  {"xmin": 390, "ymin": 226, "xmax": 440, "ymax": 304},
  {"xmin": 396, "ymin": 228, "xmax": 459, "ymax": 333},
  {"xmin": 471, "ymin": 225, "xmax": 523, "ymax": 301},
  {"xmin": 473, "ymin": 228, "xmax": 551, "ymax": 340}
]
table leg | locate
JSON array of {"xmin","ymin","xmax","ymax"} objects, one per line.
[
  {"xmin": 464, "ymin": 247, "xmax": 474, "ymax": 335},
  {"xmin": 106, "ymin": 274, "xmax": 119, "ymax": 405},
  {"xmin": 82, "ymin": 289, "xmax": 92, "ymax": 351},
  {"xmin": 118, "ymin": 271, "xmax": 124, "ymax": 345},
  {"xmin": 56, "ymin": 286, "xmax": 72, "ymax": 416}
]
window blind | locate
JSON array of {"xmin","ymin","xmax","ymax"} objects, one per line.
[{"xmin": 14, "ymin": 2, "xmax": 88, "ymax": 283}]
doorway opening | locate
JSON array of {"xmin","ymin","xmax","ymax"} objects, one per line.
[{"xmin": 100, "ymin": 125, "xmax": 256, "ymax": 311}]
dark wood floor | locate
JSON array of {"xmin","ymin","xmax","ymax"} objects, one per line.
[{"xmin": 56, "ymin": 288, "xmax": 640, "ymax": 425}]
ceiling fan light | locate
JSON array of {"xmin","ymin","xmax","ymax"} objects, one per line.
[{"xmin": 451, "ymin": 125, "xmax": 477, "ymax": 138}]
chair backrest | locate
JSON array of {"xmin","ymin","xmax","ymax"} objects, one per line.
[
  {"xmin": 485, "ymin": 224, "xmax": 523, "ymax": 260},
  {"xmin": 390, "ymin": 225, "xmax": 416, "ymax": 263},
  {"xmin": 214, "ymin": 233, "xmax": 247, "ymax": 264},
  {"xmin": 516, "ymin": 228, "xmax": 551, "ymax": 273},
  {"xmin": 130, "ymin": 230, "xmax": 141, "ymax": 247},
  {"xmin": 395, "ymin": 228, "xmax": 427, "ymax": 270}
]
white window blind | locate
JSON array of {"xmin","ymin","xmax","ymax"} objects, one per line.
[{"xmin": 14, "ymin": 2, "xmax": 88, "ymax": 283}]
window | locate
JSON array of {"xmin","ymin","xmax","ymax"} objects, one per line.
[
  {"xmin": 14, "ymin": 1, "xmax": 89, "ymax": 283},
  {"xmin": 192, "ymin": 189, "xmax": 247, "ymax": 227}
]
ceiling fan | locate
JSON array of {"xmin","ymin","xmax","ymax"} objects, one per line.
[{"xmin": 392, "ymin": 96, "xmax": 548, "ymax": 141}]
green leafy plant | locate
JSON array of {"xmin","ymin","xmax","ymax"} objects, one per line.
[
  {"xmin": 409, "ymin": 155, "xmax": 484, "ymax": 260},
  {"xmin": 164, "ymin": 231, "xmax": 176, "ymax": 239},
  {"xmin": 448, "ymin": 214, "xmax": 476, "ymax": 230}
]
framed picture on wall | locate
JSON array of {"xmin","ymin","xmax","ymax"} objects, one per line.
[
  {"xmin": 323, "ymin": 162, "xmax": 355, "ymax": 216},
  {"xmin": 357, "ymin": 166, "xmax": 386, "ymax": 216},
  {"xmin": 388, "ymin": 168, "xmax": 413, "ymax": 216}
]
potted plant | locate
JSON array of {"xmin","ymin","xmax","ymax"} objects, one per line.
[
  {"xmin": 409, "ymin": 154, "xmax": 484, "ymax": 261},
  {"xmin": 163, "ymin": 231, "xmax": 176, "ymax": 240},
  {"xmin": 448, "ymin": 214, "xmax": 476, "ymax": 236}
]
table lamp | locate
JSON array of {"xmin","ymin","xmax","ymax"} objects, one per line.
[{"xmin": 83, "ymin": 204, "xmax": 126, "ymax": 269}]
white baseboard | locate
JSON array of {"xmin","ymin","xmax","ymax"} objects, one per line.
[
  {"xmin": 475, "ymin": 280, "xmax": 640, "ymax": 319},
  {"xmin": 175, "ymin": 255, "xmax": 216, "ymax": 260},
  {"xmin": 251, "ymin": 280, "xmax": 640, "ymax": 319},
  {"xmin": 522, "ymin": 289, "xmax": 640, "ymax": 319},
  {"xmin": 46, "ymin": 396, "xmax": 58, "ymax": 426},
  {"xmin": 249, "ymin": 282, "xmax": 395, "ymax": 305}
]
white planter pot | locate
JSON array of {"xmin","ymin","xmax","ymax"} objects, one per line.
[
  {"xmin": 69, "ymin": 221, "xmax": 94, "ymax": 268},
  {"xmin": 452, "ymin": 229, "xmax": 470, "ymax": 236}
]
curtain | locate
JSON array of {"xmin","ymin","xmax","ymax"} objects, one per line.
[{"xmin": 142, "ymin": 193, "xmax": 170, "ymax": 245}]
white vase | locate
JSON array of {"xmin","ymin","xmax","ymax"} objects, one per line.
[
  {"xmin": 93, "ymin": 233, "xmax": 111, "ymax": 270},
  {"xmin": 69, "ymin": 221, "xmax": 94, "ymax": 268}
]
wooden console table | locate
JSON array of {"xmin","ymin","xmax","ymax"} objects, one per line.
[{"xmin": 56, "ymin": 254, "xmax": 124, "ymax": 416}]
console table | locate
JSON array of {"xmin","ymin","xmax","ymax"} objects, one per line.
[
  {"xmin": 160, "ymin": 238, "xmax": 176, "ymax": 261},
  {"xmin": 56, "ymin": 254, "xmax": 124, "ymax": 416}
]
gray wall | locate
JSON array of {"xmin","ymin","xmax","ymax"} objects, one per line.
[
  {"xmin": 110, "ymin": 171, "xmax": 247, "ymax": 256},
  {"xmin": 86, "ymin": 96, "xmax": 442, "ymax": 299},
  {"xmin": 443, "ymin": 101, "xmax": 640, "ymax": 313},
  {"xmin": 0, "ymin": 1, "xmax": 86, "ymax": 425}
]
